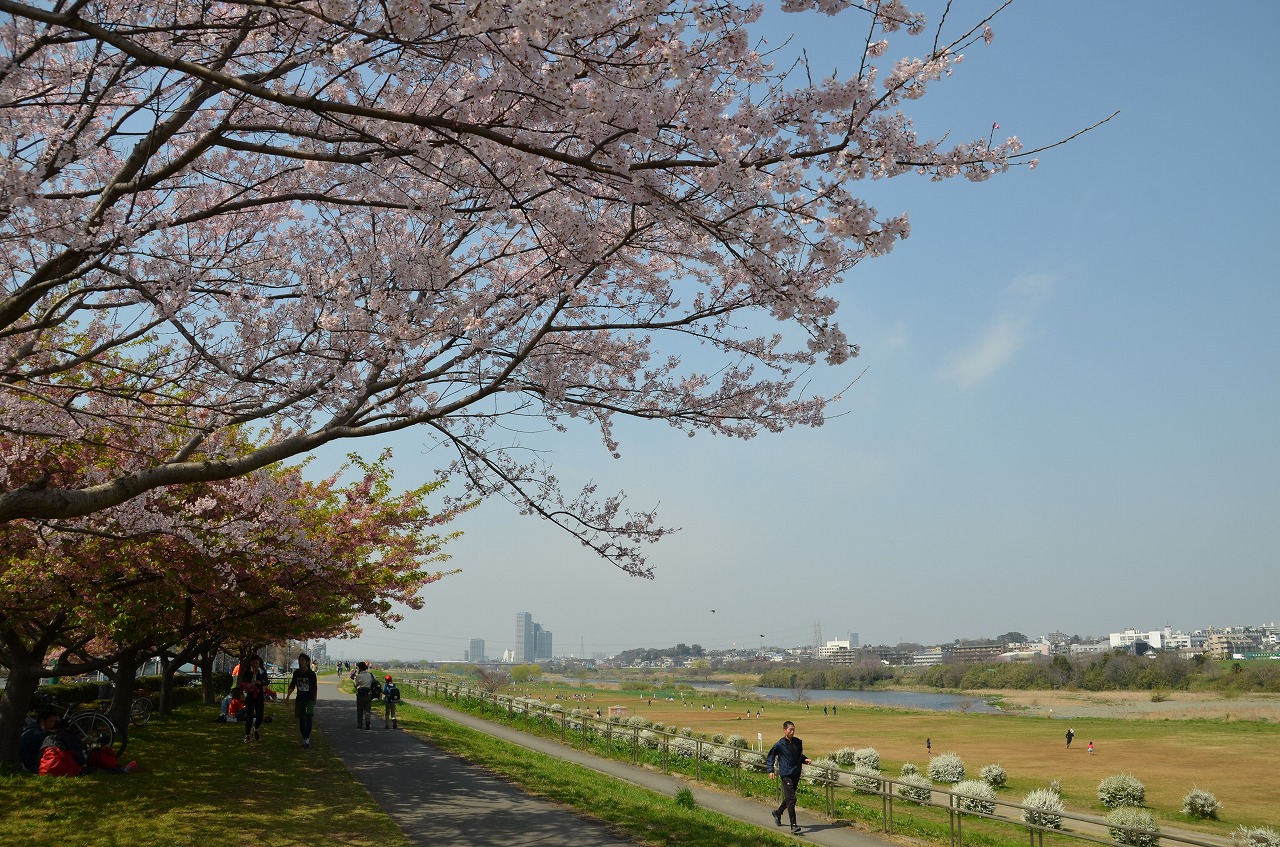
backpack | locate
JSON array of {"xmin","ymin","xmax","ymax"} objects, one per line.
[
  {"xmin": 384, "ymin": 683, "xmax": 401, "ymax": 703},
  {"xmin": 370, "ymin": 678, "xmax": 383, "ymax": 699}
]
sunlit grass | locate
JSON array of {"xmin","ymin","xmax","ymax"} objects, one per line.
[{"xmin": 0, "ymin": 706, "xmax": 409, "ymax": 847}]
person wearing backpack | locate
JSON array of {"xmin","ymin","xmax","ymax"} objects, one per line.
[
  {"xmin": 352, "ymin": 661, "xmax": 376, "ymax": 730},
  {"xmin": 382, "ymin": 675, "xmax": 401, "ymax": 729}
]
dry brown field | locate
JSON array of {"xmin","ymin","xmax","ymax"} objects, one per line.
[{"xmin": 531, "ymin": 681, "xmax": 1280, "ymax": 833}]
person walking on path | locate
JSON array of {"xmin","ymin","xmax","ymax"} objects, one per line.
[
  {"xmin": 766, "ymin": 720, "xmax": 811, "ymax": 834},
  {"xmin": 1066, "ymin": 727, "xmax": 1074, "ymax": 749},
  {"xmin": 382, "ymin": 675, "xmax": 401, "ymax": 729},
  {"xmin": 285, "ymin": 653, "xmax": 319, "ymax": 747},
  {"xmin": 926, "ymin": 737, "xmax": 931, "ymax": 756},
  {"xmin": 353, "ymin": 661, "xmax": 377, "ymax": 730},
  {"xmin": 238, "ymin": 655, "xmax": 269, "ymax": 744}
]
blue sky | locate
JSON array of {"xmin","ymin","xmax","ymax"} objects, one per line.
[{"xmin": 316, "ymin": 1, "xmax": 1279, "ymax": 662}]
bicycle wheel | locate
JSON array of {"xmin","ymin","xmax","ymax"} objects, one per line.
[
  {"xmin": 69, "ymin": 712, "xmax": 115, "ymax": 751},
  {"xmin": 130, "ymin": 697, "xmax": 152, "ymax": 727}
]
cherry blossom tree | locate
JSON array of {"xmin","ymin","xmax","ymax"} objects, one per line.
[
  {"xmin": 0, "ymin": 0, "xmax": 1102, "ymax": 573},
  {"xmin": 0, "ymin": 447, "xmax": 463, "ymax": 766}
]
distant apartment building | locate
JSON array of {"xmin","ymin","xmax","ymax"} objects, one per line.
[
  {"xmin": 942, "ymin": 643, "xmax": 1003, "ymax": 664},
  {"xmin": 818, "ymin": 639, "xmax": 851, "ymax": 659},
  {"xmin": 1203, "ymin": 631, "xmax": 1258, "ymax": 658},
  {"xmin": 469, "ymin": 638, "xmax": 486, "ymax": 663},
  {"xmin": 1109, "ymin": 626, "xmax": 1192, "ymax": 652},
  {"xmin": 912, "ymin": 647, "xmax": 944, "ymax": 667}
]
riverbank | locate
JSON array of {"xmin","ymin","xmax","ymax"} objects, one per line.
[{"xmin": 981, "ymin": 689, "xmax": 1280, "ymax": 721}]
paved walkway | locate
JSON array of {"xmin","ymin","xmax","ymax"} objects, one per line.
[{"xmin": 315, "ymin": 677, "xmax": 891, "ymax": 847}]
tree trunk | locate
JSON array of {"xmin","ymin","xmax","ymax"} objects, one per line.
[
  {"xmin": 0, "ymin": 660, "xmax": 42, "ymax": 771},
  {"xmin": 104, "ymin": 649, "xmax": 141, "ymax": 754},
  {"xmin": 197, "ymin": 646, "xmax": 219, "ymax": 705}
]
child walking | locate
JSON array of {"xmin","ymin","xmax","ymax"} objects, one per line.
[{"xmin": 383, "ymin": 675, "xmax": 401, "ymax": 729}]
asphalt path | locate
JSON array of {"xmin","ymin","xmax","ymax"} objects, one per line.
[{"xmin": 313, "ymin": 676, "xmax": 895, "ymax": 847}]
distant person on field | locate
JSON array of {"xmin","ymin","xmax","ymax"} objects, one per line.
[
  {"xmin": 766, "ymin": 720, "xmax": 811, "ymax": 834},
  {"xmin": 286, "ymin": 652, "xmax": 319, "ymax": 748},
  {"xmin": 1066, "ymin": 727, "xmax": 1074, "ymax": 748},
  {"xmin": 926, "ymin": 737, "xmax": 931, "ymax": 755},
  {"xmin": 382, "ymin": 675, "xmax": 401, "ymax": 729},
  {"xmin": 1087, "ymin": 740, "xmax": 1094, "ymax": 754}
]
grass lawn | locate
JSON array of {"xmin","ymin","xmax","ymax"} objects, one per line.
[
  {"xmin": 428, "ymin": 679, "xmax": 1280, "ymax": 834},
  {"xmin": 0, "ymin": 704, "xmax": 410, "ymax": 847}
]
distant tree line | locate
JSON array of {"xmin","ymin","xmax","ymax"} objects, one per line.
[
  {"xmin": 757, "ymin": 663, "xmax": 896, "ymax": 691},
  {"xmin": 910, "ymin": 652, "xmax": 1280, "ymax": 693},
  {"xmin": 613, "ymin": 643, "xmax": 706, "ymax": 665}
]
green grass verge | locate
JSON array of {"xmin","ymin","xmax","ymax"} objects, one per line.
[
  {"xmin": 0, "ymin": 705, "xmax": 409, "ymax": 847},
  {"xmin": 392, "ymin": 699, "xmax": 802, "ymax": 847}
]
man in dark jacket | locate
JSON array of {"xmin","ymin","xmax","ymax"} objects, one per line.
[
  {"xmin": 19, "ymin": 709, "xmax": 58, "ymax": 772},
  {"xmin": 766, "ymin": 720, "xmax": 811, "ymax": 833}
]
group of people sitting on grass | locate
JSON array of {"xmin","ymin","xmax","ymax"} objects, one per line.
[{"xmin": 19, "ymin": 709, "xmax": 137, "ymax": 776}]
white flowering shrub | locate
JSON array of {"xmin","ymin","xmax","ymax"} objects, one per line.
[
  {"xmin": 980, "ymin": 763, "xmax": 1007, "ymax": 789},
  {"xmin": 1106, "ymin": 807, "xmax": 1160, "ymax": 847},
  {"xmin": 569, "ymin": 707, "xmax": 582, "ymax": 718},
  {"xmin": 711, "ymin": 733, "xmax": 726, "ymax": 744},
  {"xmin": 953, "ymin": 780, "xmax": 996, "ymax": 815},
  {"xmin": 851, "ymin": 765, "xmax": 883, "ymax": 795},
  {"xmin": 928, "ymin": 752, "xmax": 965, "ymax": 784},
  {"xmin": 805, "ymin": 757, "xmax": 840, "ymax": 784},
  {"xmin": 1181, "ymin": 788, "xmax": 1220, "ymax": 820},
  {"xmin": 701, "ymin": 742, "xmax": 728, "ymax": 764},
  {"xmin": 625, "ymin": 715, "xmax": 649, "ymax": 728},
  {"xmin": 1233, "ymin": 827, "xmax": 1280, "ymax": 847},
  {"xmin": 670, "ymin": 736, "xmax": 699, "ymax": 759},
  {"xmin": 1021, "ymin": 788, "xmax": 1065, "ymax": 829},
  {"xmin": 638, "ymin": 729, "xmax": 660, "ymax": 749},
  {"xmin": 900, "ymin": 762, "xmax": 920, "ymax": 777},
  {"xmin": 1050, "ymin": 779, "xmax": 1061, "ymax": 795},
  {"xmin": 897, "ymin": 773, "xmax": 934, "ymax": 805},
  {"xmin": 680, "ymin": 727, "xmax": 694, "ymax": 737},
  {"xmin": 854, "ymin": 747, "xmax": 880, "ymax": 770},
  {"xmin": 727, "ymin": 734, "xmax": 749, "ymax": 750},
  {"xmin": 608, "ymin": 714, "xmax": 623, "ymax": 724},
  {"xmin": 1098, "ymin": 774, "xmax": 1146, "ymax": 809},
  {"xmin": 549, "ymin": 703, "xmax": 563, "ymax": 713},
  {"xmin": 665, "ymin": 725, "xmax": 678, "ymax": 735},
  {"xmin": 742, "ymin": 751, "xmax": 767, "ymax": 772},
  {"xmin": 833, "ymin": 747, "xmax": 858, "ymax": 766}
]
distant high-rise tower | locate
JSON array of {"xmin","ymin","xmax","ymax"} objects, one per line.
[
  {"xmin": 515, "ymin": 612, "xmax": 534, "ymax": 662},
  {"xmin": 469, "ymin": 638, "xmax": 486, "ymax": 663},
  {"xmin": 849, "ymin": 632, "xmax": 860, "ymax": 648},
  {"xmin": 535, "ymin": 626, "xmax": 553, "ymax": 660}
]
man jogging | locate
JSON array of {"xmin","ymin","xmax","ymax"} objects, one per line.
[{"xmin": 766, "ymin": 720, "xmax": 811, "ymax": 833}]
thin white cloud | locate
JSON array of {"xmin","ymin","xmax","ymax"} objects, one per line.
[
  {"xmin": 938, "ymin": 318, "xmax": 1025, "ymax": 389},
  {"xmin": 937, "ymin": 273, "xmax": 1055, "ymax": 390}
]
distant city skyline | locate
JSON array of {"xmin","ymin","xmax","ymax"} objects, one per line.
[{"xmin": 323, "ymin": 617, "xmax": 1276, "ymax": 664}]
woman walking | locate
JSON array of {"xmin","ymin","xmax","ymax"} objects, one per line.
[{"xmin": 239, "ymin": 655, "xmax": 269, "ymax": 743}]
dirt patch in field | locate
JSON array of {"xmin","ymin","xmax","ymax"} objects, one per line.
[{"xmin": 979, "ymin": 689, "xmax": 1280, "ymax": 722}]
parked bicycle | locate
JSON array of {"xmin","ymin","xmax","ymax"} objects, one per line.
[
  {"xmin": 34, "ymin": 692, "xmax": 117, "ymax": 751},
  {"xmin": 129, "ymin": 695, "xmax": 152, "ymax": 727}
]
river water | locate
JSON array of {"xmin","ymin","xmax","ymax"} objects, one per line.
[{"xmin": 750, "ymin": 687, "xmax": 999, "ymax": 713}]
